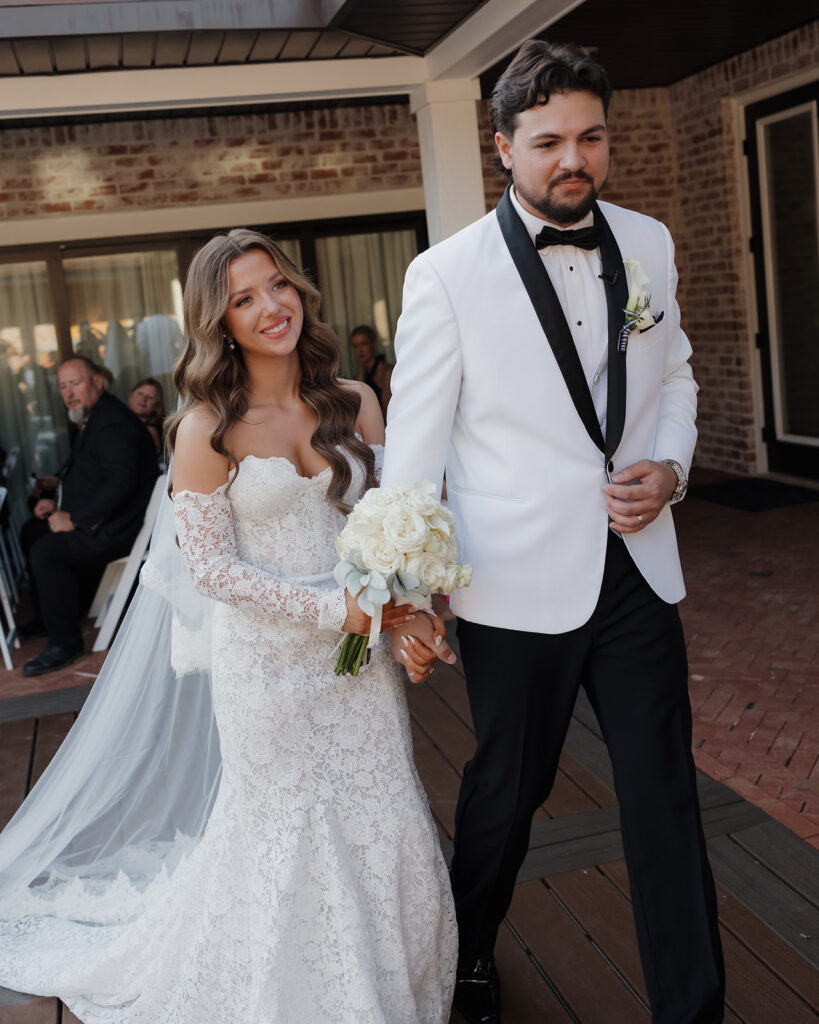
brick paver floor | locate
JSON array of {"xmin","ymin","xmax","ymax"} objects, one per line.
[
  {"xmin": 3, "ymin": 476, "xmax": 818, "ymax": 852},
  {"xmin": 675, "ymin": 482, "xmax": 819, "ymax": 849}
]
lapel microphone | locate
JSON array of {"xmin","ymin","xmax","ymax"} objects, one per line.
[{"xmin": 598, "ymin": 270, "xmax": 619, "ymax": 286}]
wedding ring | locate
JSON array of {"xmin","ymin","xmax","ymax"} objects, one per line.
[{"xmin": 637, "ymin": 514, "xmax": 644, "ymax": 526}]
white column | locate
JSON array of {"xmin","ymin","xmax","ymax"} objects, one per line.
[{"xmin": 410, "ymin": 79, "xmax": 486, "ymax": 245}]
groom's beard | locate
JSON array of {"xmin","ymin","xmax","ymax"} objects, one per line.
[{"xmin": 516, "ymin": 170, "xmax": 606, "ymax": 225}]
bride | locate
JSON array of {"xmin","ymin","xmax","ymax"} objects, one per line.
[{"xmin": 0, "ymin": 229, "xmax": 457, "ymax": 1022}]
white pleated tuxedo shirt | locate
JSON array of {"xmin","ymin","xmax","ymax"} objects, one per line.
[{"xmin": 509, "ymin": 187, "xmax": 610, "ymax": 435}]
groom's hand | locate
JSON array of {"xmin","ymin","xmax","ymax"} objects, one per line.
[
  {"xmin": 390, "ymin": 612, "xmax": 457, "ymax": 683},
  {"xmin": 603, "ymin": 459, "xmax": 677, "ymax": 533}
]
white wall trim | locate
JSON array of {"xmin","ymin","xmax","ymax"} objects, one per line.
[
  {"xmin": 732, "ymin": 65, "xmax": 819, "ymax": 108},
  {"xmin": 728, "ymin": 94, "xmax": 767, "ymax": 475},
  {"xmin": 426, "ymin": 0, "xmax": 585, "ymax": 80},
  {"xmin": 0, "ymin": 187, "xmax": 427, "ymax": 247},
  {"xmin": 0, "ymin": 56, "xmax": 428, "ymax": 119}
]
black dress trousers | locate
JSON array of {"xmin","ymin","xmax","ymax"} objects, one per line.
[
  {"xmin": 450, "ymin": 531, "xmax": 725, "ymax": 1024},
  {"xmin": 21, "ymin": 518, "xmax": 125, "ymax": 648}
]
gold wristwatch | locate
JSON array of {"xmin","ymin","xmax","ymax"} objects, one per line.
[{"xmin": 660, "ymin": 459, "xmax": 688, "ymax": 504}]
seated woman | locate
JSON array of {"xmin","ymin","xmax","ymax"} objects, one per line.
[
  {"xmin": 350, "ymin": 324, "xmax": 393, "ymax": 421},
  {"xmin": 127, "ymin": 377, "xmax": 166, "ymax": 456}
]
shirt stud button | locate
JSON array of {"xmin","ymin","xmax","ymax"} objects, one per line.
[{"xmin": 576, "ymin": 320, "xmax": 582, "ymax": 326}]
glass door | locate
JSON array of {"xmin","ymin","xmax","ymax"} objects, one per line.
[{"xmin": 746, "ymin": 82, "xmax": 819, "ymax": 478}]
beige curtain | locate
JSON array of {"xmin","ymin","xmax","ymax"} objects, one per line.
[
  {"xmin": 64, "ymin": 250, "xmax": 183, "ymax": 406},
  {"xmin": 315, "ymin": 230, "xmax": 417, "ymax": 377},
  {"xmin": 0, "ymin": 261, "xmax": 70, "ymax": 521}
]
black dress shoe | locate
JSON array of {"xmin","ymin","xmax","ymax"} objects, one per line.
[
  {"xmin": 22, "ymin": 644, "xmax": 85, "ymax": 677},
  {"xmin": 453, "ymin": 957, "xmax": 501, "ymax": 1024}
]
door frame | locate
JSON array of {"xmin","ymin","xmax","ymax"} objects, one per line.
[{"xmin": 743, "ymin": 79, "xmax": 819, "ymax": 479}]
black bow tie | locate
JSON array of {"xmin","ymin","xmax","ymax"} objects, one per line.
[{"xmin": 535, "ymin": 224, "xmax": 600, "ymax": 251}]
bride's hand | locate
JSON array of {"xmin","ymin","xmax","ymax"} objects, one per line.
[
  {"xmin": 342, "ymin": 590, "xmax": 415, "ymax": 635},
  {"xmin": 390, "ymin": 611, "xmax": 457, "ymax": 683}
]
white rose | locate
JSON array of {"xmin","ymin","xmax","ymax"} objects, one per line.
[
  {"xmin": 383, "ymin": 507, "xmax": 430, "ymax": 554},
  {"xmin": 424, "ymin": 530, "xmax": 451, "ymax": 558},
  {"xmin": 357, "ymin": 486, "xmax": 394, "ymax": 510},
  {"xmin": 346, "ymin": 505, "xmax": 386, "ymax": 536},
  {"xmin": 455, "ymin": 564, "xmax": 472, "ymax": 588},
  {"xmin": 623, "ymin": 257, "xmax": 656, "ymax": 331},
  {"xmin": 441, "ymin": 566, "xmax": 459, "ymax": 593},
  {"xmin": 361, "ymin": 536, "xmax": 402, "ymax": 577},
  {"xmin": 405, "ymin": 551, "xmax": 446, "ymax": 590},
  {"xmin": 404, "ymin": 488, "xmax": 440, "ymax": 517}
]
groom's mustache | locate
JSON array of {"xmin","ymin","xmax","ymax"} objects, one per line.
[{"xmin": 549, "ymin": 170, "xmax": 595, "ymax": 187}]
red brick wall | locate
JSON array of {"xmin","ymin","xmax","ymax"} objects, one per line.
[
  {"xmin": 0, "ymin": 103, "xmax": 422, "ymax": 218},
  {"xmin": 669, "ymin": 21, "xmax": 819, "ymax": 473}
]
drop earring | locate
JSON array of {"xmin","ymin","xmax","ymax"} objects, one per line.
[{"xmin": 224, "ymin": 335, "xmax": 236, "ymax": 351}]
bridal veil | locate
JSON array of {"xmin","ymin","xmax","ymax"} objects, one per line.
[{"xmin": 0, "ymin": 487, "xmax": 222, "ymax": 902}]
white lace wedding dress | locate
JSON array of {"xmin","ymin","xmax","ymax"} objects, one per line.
[{"xmin": 0, "ymin": 448, "xmax": 457, "ymax": 1023}]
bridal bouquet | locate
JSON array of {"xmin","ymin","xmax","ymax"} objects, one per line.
[{"xmin": 333, "ymin": 480, "xmax": 472, "ymax": 676}]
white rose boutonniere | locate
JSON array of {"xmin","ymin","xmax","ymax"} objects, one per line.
[{"xmin": 619, "ymin": 258, "xmax": 664, "ymax": 352}]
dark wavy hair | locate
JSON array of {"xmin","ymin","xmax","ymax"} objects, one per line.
[
  {"xmin": 490, "ymin": 40, "xmax": 612, "ymax": 178},
  {"xmin": 166, "ymin": 229, "xmax": 376, "ymax": 511}
]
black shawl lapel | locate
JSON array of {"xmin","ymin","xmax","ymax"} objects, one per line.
[
  {"xmin": 594, "ymin": 203, "xmax": 628, "ymax": 464},
  {"xmin": 496, "ymin": 186, "xmax": 605, "ymax": 453}
]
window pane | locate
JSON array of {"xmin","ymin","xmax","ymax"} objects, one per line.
[
  {"xmin": 64, "ymin": 250, "xmax": 184, "ymax": 415},
  {"xmin": 764, "ymin": 108, "xmax": 819, "ymax": 439},
  {"xmin": 0, "ymin": 260, "xmax": 70, "ymax": 521},
  {"xmin": 314, "ymin": 230, "xmax": 417, "ymax": 378}
]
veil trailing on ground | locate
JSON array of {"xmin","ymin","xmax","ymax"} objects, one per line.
[{"xmin": 0, "ymin": 486, "xmax": 222, "ymax": 904}]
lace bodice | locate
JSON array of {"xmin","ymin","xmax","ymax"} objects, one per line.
[{"xmin": 173, "ymin": 449, "xmax": 381, "ymax": 634}]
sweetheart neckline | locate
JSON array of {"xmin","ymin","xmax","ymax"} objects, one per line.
[{"xmin": 237, "ymin": 453, "xmax": 332, "ymax": 482}]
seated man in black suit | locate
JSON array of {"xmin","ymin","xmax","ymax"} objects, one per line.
[{"xmin": 21, "ymin": 356, "xmax": 159, "ymax": 676}]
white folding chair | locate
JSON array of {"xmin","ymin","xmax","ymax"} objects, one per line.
[
  {"xmin": 92, "ymin": 474, "xmax": 167, "ymax": 652},
  {"xmin": 0, "ymin": 487, "xmax": 19, "ymax": 605},
  {"xmin": 0, "ymin": 559, "xmax": 19, "ymax": 670},
  {"xmin": 2, "ymin": 447, "xmax": 27, "ymax": 584}
]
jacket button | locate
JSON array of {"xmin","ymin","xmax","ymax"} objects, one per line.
[{"xmin": 607, "ymin": 461, "xmax": 614, "ymax": 473}]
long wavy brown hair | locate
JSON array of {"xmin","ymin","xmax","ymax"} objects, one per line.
[{"xmin": 166, "ymin": 229, "xmax": 376, "ymax": 510}]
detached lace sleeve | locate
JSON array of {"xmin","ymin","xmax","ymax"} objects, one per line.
[{"xmin": 173, "ymin": 487, "xmax": 348, "ymax": 632}]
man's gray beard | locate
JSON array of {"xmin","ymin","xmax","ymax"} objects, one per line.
[
  {"xmin": 67, "ymin": 406, "xmax": 88, "ymax": 425},
  {"xmin": 515, "ymin": 176, "xmax": 603, "ymax": 226}
]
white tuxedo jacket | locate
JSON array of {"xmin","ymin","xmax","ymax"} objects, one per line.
[{"xmin": 381, "ymin": 193, "xmax": 697, "ymax": 634}]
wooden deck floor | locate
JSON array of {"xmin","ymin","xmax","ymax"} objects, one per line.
[{"xmin": 1, "ymin": 633, "xmax": 817, "ymax": 1023}]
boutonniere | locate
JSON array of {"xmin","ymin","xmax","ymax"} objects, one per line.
[{"xmin": 618, "ymin": 258, "xmax": 664, "ymax": 352}]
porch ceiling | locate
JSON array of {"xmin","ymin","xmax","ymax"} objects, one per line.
[
  {"xmin": 0, "ymin": 1, "xmax": 490, "ymax": 75},
  {"xmin": 480, "ymin": 0, "xmax": 819, "ymax": 92}
]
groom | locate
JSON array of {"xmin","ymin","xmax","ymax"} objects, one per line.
[{"xmin": 382, "ymin": 40, "xmax": 725, "ymax": 1024}]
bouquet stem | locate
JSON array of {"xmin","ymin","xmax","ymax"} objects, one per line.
[{"xmin": 334, "ymin": 634, "xmax": 371, "ymax": 676}]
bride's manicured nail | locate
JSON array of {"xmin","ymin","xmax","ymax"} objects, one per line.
[
  {"xmin": 400, "ymin": 636, "xmax": 408, "ymax": 648},
  {"xmin": 400, "ymin": 650, "xmax": 408, "ymax": 659},
  {"xmin": 434, "ymin": 636, "xmax": 443, "ymax": 646},
  {"xmin": 408, "ymin": 636, "xmax": 417, "ymax": 646}
]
